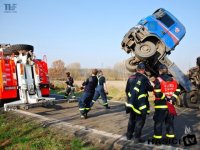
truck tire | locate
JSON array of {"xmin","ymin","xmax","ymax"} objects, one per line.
[
  {"xmin": 182, "ymin": 91, "xmax": 199, "ymax": 108},
  {"xmin": 135, "ymin": 41, "xmax": 156, "ymax": 59},
  {"xmin": 7, "ymin": 44, "xmax": 34, "ymax": 55},
  {"xmin": 125, "ymin": 56, "xmax": 140, "ymax": 72}
]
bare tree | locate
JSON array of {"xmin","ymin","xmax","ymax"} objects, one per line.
[
  {"xmin": 49, "ymin": 59, "xmax": 66, "ymax": 80},
  {"xmin": 48, "ymin": 60, "xmax": 130, "ymax": 81},
  {"xmin": 66, "ymin": 62, "xmax": 81, "ymax": 80}
]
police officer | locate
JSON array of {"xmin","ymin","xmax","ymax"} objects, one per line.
[
  {"xmin": 125, "ymin": 63, "xmax": 153, "ymax": 143},
  {"xmin": 64, "ymin": 72, "xmax": 74, "ymax": 99},
  {"xmin": 79, "ymin": 69, "xmax": 98, "ymax": 119},
  {"xmin": 90, "ymin": 70, "xmax": 110, "ymax": 109},
  {"xmin": 153, "ymin": 64, "xmax": 180, "ymax": 140}
]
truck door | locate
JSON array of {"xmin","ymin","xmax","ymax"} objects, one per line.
[{"xmin": 34, "ymin": 59, "xmax": 50, "ymax": 97}]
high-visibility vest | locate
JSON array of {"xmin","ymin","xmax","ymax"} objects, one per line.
[{"xmin": 157, "ymin": 77, "xmax": 178, "ymax": 99}]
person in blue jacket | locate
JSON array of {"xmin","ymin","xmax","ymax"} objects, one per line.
[
  {"xmin": 90, "ymin": 70, "xmax": 110, "ymax": 109},
  {"xmin": 79, "ymin": 69, "xmax": 98, "ymax": 119},
  {"xmin": 125, "ymin": 63, "xmax": 153, "ymax": 143}
]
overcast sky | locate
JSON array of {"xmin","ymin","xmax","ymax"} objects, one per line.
[{"xmin": 0, "ymin": 0, "xmax": 199, "ymax": 72}]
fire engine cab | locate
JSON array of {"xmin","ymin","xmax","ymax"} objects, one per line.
[{"xmin": 0, "ymin": 44, "xmax": 55, "ymax": 110}]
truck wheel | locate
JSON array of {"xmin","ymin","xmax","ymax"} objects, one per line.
[
  {"xmin": 125, "ymin": 56, "xmax": 140, "ymax": 72},
  {"xmin": 183, "ymin": 91, "xmax": 199, "ymax": 108},
  {"xmin": 7, "ymin": 44, "xmax": 34, "ymax": 55},
  {"xmin": 135, "ymin": 41, "xmax": 156, "ymax": 59}
]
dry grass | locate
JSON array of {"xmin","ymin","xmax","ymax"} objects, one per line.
[
  {"xmin": 51, "ymin": 80, "xmax": 127, "ymax": 101},
  {"xmin": 50, "ymin": 80, "xmax": 155, "ymax": 101}
]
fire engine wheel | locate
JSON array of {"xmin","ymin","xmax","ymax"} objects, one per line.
[
  {"xmin": 7, "ymin": 44, "xmax": 34, "ymax": 55},
  {"xmin": 125, "ymin": 56, "xmax": 141, "ymax": 72},
  {"xmin": 135, "ymin": 41, "xmax": 156, "ymax": 59}
]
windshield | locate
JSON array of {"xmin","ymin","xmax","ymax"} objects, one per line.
[{"xmin": 153, "ymin": 9, "xmax": 175, "ymax": 28}]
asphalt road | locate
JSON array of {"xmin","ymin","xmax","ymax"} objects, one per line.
[{"xmin": 24, "ymin": 95, "xmax": 199, "ymax": 149}]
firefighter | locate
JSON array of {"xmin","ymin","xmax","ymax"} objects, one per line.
[
  {"xmin": 64, "ymin": 72, "xmax": 74, "ymax": 99},
  {"xmin": 90, "ymin": 70, "xmax": 110, "ymax": 109},
  {"xmin": 153, "ymin": 64, "xmax": 180, "ymax": 140},
  {"xmin": 125, "ymin": 63, "xmax": 153, "ymax": 143},
  {"xmin": 79, "ymin": 69, "xmax": 98, "ymax": 119}
]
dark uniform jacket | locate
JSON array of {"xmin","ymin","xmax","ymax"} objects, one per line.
[
  {"xmin": 66, "ymin": 76, "xmax": 74, "ymax": 87},
  {"xmin": 82, "ymin": 76, "xmax": 98, "ymax": 94},
  {"xmin": 125, "ymin": 72, "xmax": 153, "ymax": 114}
]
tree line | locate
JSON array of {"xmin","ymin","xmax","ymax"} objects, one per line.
[{"xmin": 48, "ymin": 59, "xmax": 131, "ymax": 81}]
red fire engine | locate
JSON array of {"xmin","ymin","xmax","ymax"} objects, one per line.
[
  {"xmin": 34, "ymin": 56, "xmax": 50, "ymax": 97},
  {"xmin": 0, "ymin": 44, "xmax": 53, "ymax": 109}
]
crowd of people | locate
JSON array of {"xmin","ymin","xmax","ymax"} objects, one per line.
[
  {"xmin": 64, "ymin": 69, "xmax": 110, "ymax": 119},
  {"xmin": 64, "ymin": 62, "xmax": 181, "ymax": 143},
  {"xmin": 125, "ymin": 63, "xmax": 180, "ymax": 143}
]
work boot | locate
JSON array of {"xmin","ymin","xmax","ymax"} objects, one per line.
[
  {"xmin": 152, "ymin": 138, "xmax": 162, "ymax": 145},
  {"xmin": 104, "ymin": 104, "xmax": 110, "ymax": 109},
  {"xmin": 80, "ymin": 115, "xmax": 85, "ymax": 119},
  {"xmin": 80, "ymin": 114, "xmax": 88, "ymax": 119},
  {"xmin": 105, "ymin": 106, "xmax": 110, "ymax": 109},
  {"xmin": 80, "ymin": 111, "xmax": 85, "ymax": 119},
  {"xmin": 164, "ymin": 137, "xmax": 176, "ymax": 146},
  {"xmin": 85, "ymin": 113, "xmax": 88, "ymax": 119},
  {"xmin": 64, "ymin": 94, "xmax": 68, "ymax": 99},
  {"xmin": 126, "ymin": 133, "xmax": 133, "ymax": 140},
  {"xmin": 134, "ymin": 138, "xmax": 145, "ymax": 144}
]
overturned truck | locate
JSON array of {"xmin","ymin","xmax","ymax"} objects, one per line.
[{"xmin": 121, "ymin": 8, "xmax": 199, "ymax": 108}]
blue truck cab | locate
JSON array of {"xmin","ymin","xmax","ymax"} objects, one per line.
[{"xmin": 122, "ymin": 8, "xmax": 186, "ymax": 59}]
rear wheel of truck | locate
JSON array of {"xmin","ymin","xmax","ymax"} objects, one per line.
[
  {"xmin": 182, "ymin": 91, "xmax": 199, "ymax": 109},
  {"xmin": 135, "ymin": 41, "xmax": 156, "ymax": 59},
  {"xmin": 7, "ymin": 44, "xmax": 34, "ymax": 55},
  {"xmin": 125, "ymin": 56, "xmax": 140, "ymax": 72}
]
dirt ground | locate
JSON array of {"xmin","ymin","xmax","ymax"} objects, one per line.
[{"xmin": 13, "ymin": 94, "xmax": 199, "ymax": 150}]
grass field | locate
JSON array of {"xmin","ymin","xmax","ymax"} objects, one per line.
[
  {"xmin": 0, "ymin": 112, "xmax": 97, "ymax": 150},
  {"xmin": 51, "ymin": 80, "xmax": 127, "ymax": 101}
]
